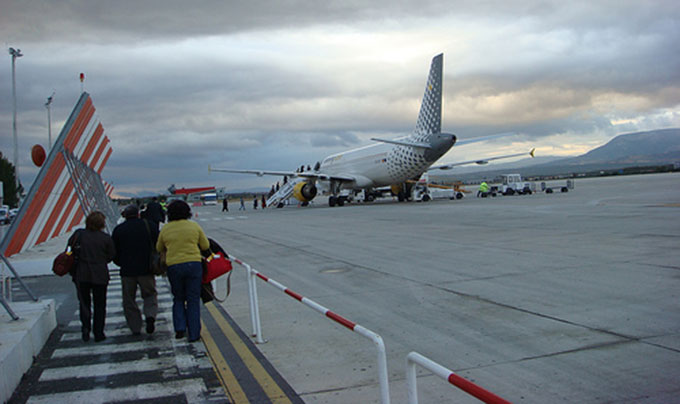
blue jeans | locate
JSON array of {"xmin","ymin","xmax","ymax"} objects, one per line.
[{"xmin": 166, "ymin": 261, "xmax": 202, "ymax": 340}]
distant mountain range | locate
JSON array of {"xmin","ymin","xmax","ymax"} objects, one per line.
[{"xmin": 432, "ymin": 128, "xmax": 680, "ymax": 181}]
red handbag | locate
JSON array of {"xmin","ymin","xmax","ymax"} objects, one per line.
[
  {"xmin": 52, "ymin": 251, "xmax": 75, "ymax": 276},
  {"xmin": 202, "ymin": 253, "xmax": 232, "ymax": 284},
  {"xmin": 53, "ymin": 230, "xmax": 82, "ymax": 276}
]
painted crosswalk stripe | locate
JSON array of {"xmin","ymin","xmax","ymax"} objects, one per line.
[
  {"xmin": 68, "ymin": 302, "xmax": 173, "ymax": 328},
  {"xmin": 52, "ymin": 338, "xmax": 180, "ymax": 358},
  {"xmin": 67, "ymin": 314, "xmax": 157, "ymax": 328},
  {"xmin": 26, "ymin": 378, "xmax": 209, "ymax": 404},
  {"xmin": 14, "ymin": 273, "xmax": 227, "ymax": 403},
  {"xmin": 61, "ymin": 327, "xmax": 144, "ymax": 341},
  {"xmin": 39, "ymin": 355, "xmax": 210, "ymax": 381}
]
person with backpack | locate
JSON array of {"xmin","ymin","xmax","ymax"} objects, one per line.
[{"xmin": 112, "ymin": 205, "xmax": 159, "ymax": 336}]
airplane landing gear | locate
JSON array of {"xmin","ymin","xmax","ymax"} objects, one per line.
[{"xmin": 329, "ymin": 196, "xmax": 347, "ymax": 207}]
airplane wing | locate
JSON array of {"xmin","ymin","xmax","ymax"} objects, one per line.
[
  {"xmin": 209, "ymin": 166, "xmax": 356, "ymax": 182},
  {"xmin": 429, "ymin": 148, "xmax": 535, "ymax": 171}
]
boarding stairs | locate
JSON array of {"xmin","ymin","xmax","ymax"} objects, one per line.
[{"xmin": 265, "ymin": 177, "xmax": 304, "ymax": 208}]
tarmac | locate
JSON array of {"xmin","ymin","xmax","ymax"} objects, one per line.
[{"xmin": 1, "ymin": 171, "xmax": 679, "ymax": 403}]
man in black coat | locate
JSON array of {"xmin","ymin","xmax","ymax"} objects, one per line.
[
  {"xmin": 145, "ymin": 196, "xmax": 166, "ymax": 230},
  {"xmin": 112, "ymin": 205, "xmax": 159, "ymax": 335}
]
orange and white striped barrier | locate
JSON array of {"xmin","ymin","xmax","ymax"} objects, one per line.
[{"xmin": 1, "ymin": 92, "xmax": 114, "ymax": 257}]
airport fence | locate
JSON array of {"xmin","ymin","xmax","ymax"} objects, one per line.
[
  {"xmin": 227, "ymin": 254, "xmax": 391, "ymax": 404},
  {"xmin": 406, "ymin": 352, "xmax": 511, "ymax": 404}
]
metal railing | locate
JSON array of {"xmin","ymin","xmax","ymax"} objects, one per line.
[
  {"xmin": 228, "ymin": 254, "xmax": 391, "ymax": 404},
  {"xmin": 406, "ymin": 352, "xmax": 511, "ymax": 404},
  {"xmin": 0, "ymin": 255, "xmax": 39, "ymax": 320}
]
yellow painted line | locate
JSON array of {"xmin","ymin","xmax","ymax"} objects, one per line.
[
  {"xmin": 206, "ymin": 303, "xmax": 293, "ymax": 404},
  {"xmin": 200, "ymin": 320, "xmax": 250, "ymax": 404}
]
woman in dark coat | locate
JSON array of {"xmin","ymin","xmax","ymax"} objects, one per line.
[{"xmin": 69, "ymin": 211, "xmax": 116, "ymax": 342}]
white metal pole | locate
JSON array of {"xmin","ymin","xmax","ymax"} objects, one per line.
[
  {"xmin": 250, "ymin": 268, "xmax": 265, "ymax": 343},
  {"xmin": 246, "ymin": 264, "xmax": 258, "ymax": 336},
  {"xmin": 356, "ymin": 326, "xmax": 391, "ymax": 404},
  {"xmin": 406, "ymin": 355, "xmax": 419, "ymax": 404},
  {"xmin": 9, "ymin": 47, "xmax": 23, "ymax": 192},
  {"xmin": 46, "ymin": 93, "xmax": 55, "ymax": 150},
  {"xmin": 47, "ymin": 105, "xmax": 51, "ymax": 149}
]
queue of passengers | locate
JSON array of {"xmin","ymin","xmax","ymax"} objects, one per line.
[{"xmin": 67, "ymin": 199, "xmax": 209, "ymax": 343}]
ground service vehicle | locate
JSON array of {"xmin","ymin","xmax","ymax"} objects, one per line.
[
  {"xmin": 498, "ymin": 174, "xmax": 534, "ymax": 195},
  {"xmin": 201, "ymin": 193, "xmax": 218, "ymax": 205},
  {"xmin": 541, "ymin": 179, "xmax": 575, "ymax": 193},
  {"xmin": 412, "ymin": 183, "xmax": 465, "ymax": 202}
]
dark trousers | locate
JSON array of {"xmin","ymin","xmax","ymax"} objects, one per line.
[
  {"xmin": 122, "ymin": 275, "xmax": 158, "ymax": 333},
  {"xmin": 76, "ymin": 281, "xmax": 108, "ymax": 339}
]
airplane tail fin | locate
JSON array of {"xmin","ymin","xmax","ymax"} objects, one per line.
[{"xmin": 413, "ymin": 53, "xmax": 443, "ymax": 138}]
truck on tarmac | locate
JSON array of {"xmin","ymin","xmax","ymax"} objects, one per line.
[{"xmin": 496, "ymin": 173, "xmax": 534, "ymax": 195}]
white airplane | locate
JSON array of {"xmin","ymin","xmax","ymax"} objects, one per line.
[{"xmin": 211, "ymin": 53, "xmax": 534, "ymax": 207}]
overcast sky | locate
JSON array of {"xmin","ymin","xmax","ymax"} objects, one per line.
[{"xmin": 1, "ymin": 1, "xmax": 678, "ymax": 197}]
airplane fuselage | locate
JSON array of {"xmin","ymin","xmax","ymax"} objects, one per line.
[{"xmin": 319, "ymin": 132, "xmax": 456, "ymax": 191}]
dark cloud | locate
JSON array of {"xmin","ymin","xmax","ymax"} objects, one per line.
[
  {"xmin": 1, "ymin": 1, "xmax": 678, "ymax": 196},
  {"xmin": 3, "ymin": 1, "xmax": 678, "ymax": 44}
]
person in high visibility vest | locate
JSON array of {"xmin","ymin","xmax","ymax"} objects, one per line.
[{"xmin": 478, "ymin": 181, "xmax": 489, "ymax": 197}]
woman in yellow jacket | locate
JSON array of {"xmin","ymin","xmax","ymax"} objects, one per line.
[{"xmin": 156, "ymin": 200, "xmax": 209, "ymax": 342}]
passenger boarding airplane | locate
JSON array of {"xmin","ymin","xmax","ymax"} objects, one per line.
[{"xmin": 210, "ymin": 53, "xmax": 534, "ymax": 207}]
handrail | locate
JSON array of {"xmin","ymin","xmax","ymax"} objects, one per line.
[
  {"xmin": 0, "ymin": 255, "xmax": 38, "ymax": 302},
  {"xmin": 227, "ymin": 256, "xmax": 263, "ymax": 343},
  {"xmin": 228, "ymin": 253, "xmax": 391, "ymax": 404},
  {"xmin": 406, "ymin": 352, "xmax": 511, "ymax": 404},
  {"xmin": 0, "ymin": 293, "xmax": 19, "ymax": 320},
  {"xmin": 0, "ymin": 254, "xmax": 39, "ymax": 320}
]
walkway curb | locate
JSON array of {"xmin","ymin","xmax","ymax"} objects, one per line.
[
  {"xmin": 201, "ymin": 301, "xmax": 304, "ymax": 404},
  {"xmin": 0, "ymin": 299, "xmax": 56, "ymax": 403}
]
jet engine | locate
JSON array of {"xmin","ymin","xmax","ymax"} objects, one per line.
[{"xmin": 293, "ymin": 181, "xmax": 318, "ymax": 202}]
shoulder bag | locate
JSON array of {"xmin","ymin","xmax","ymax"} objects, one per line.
[
  {"xmin": 52, "ymin": 230, "xmax": 82, "ymax": 276},
  {"xmin": 201, "ymin": 252, "xmax": 233, "ymax": 303},
  {"xmin": 144, "ymin": 220, "xmax": 165, "ymax": 276}
]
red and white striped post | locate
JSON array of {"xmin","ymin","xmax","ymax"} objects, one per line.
[
  {"xmin": 227, "ymin": 255, "xmax": 264, "ymax": 343},
  {"xmin": 228, "ymin": 254, "xmax": 391, "ymax": 404},
  {"xmin": 406, "ymin": 352, "xmax": 512, "ymax": 404}
]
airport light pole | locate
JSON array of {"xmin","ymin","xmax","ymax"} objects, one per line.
[
  {"xmin": 9, "ymin": 47, "xmax": 23, "ymax": 191},
  {"xmin": 45, "ymin": 92, "xmax": 55, "ymax": 150}
]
